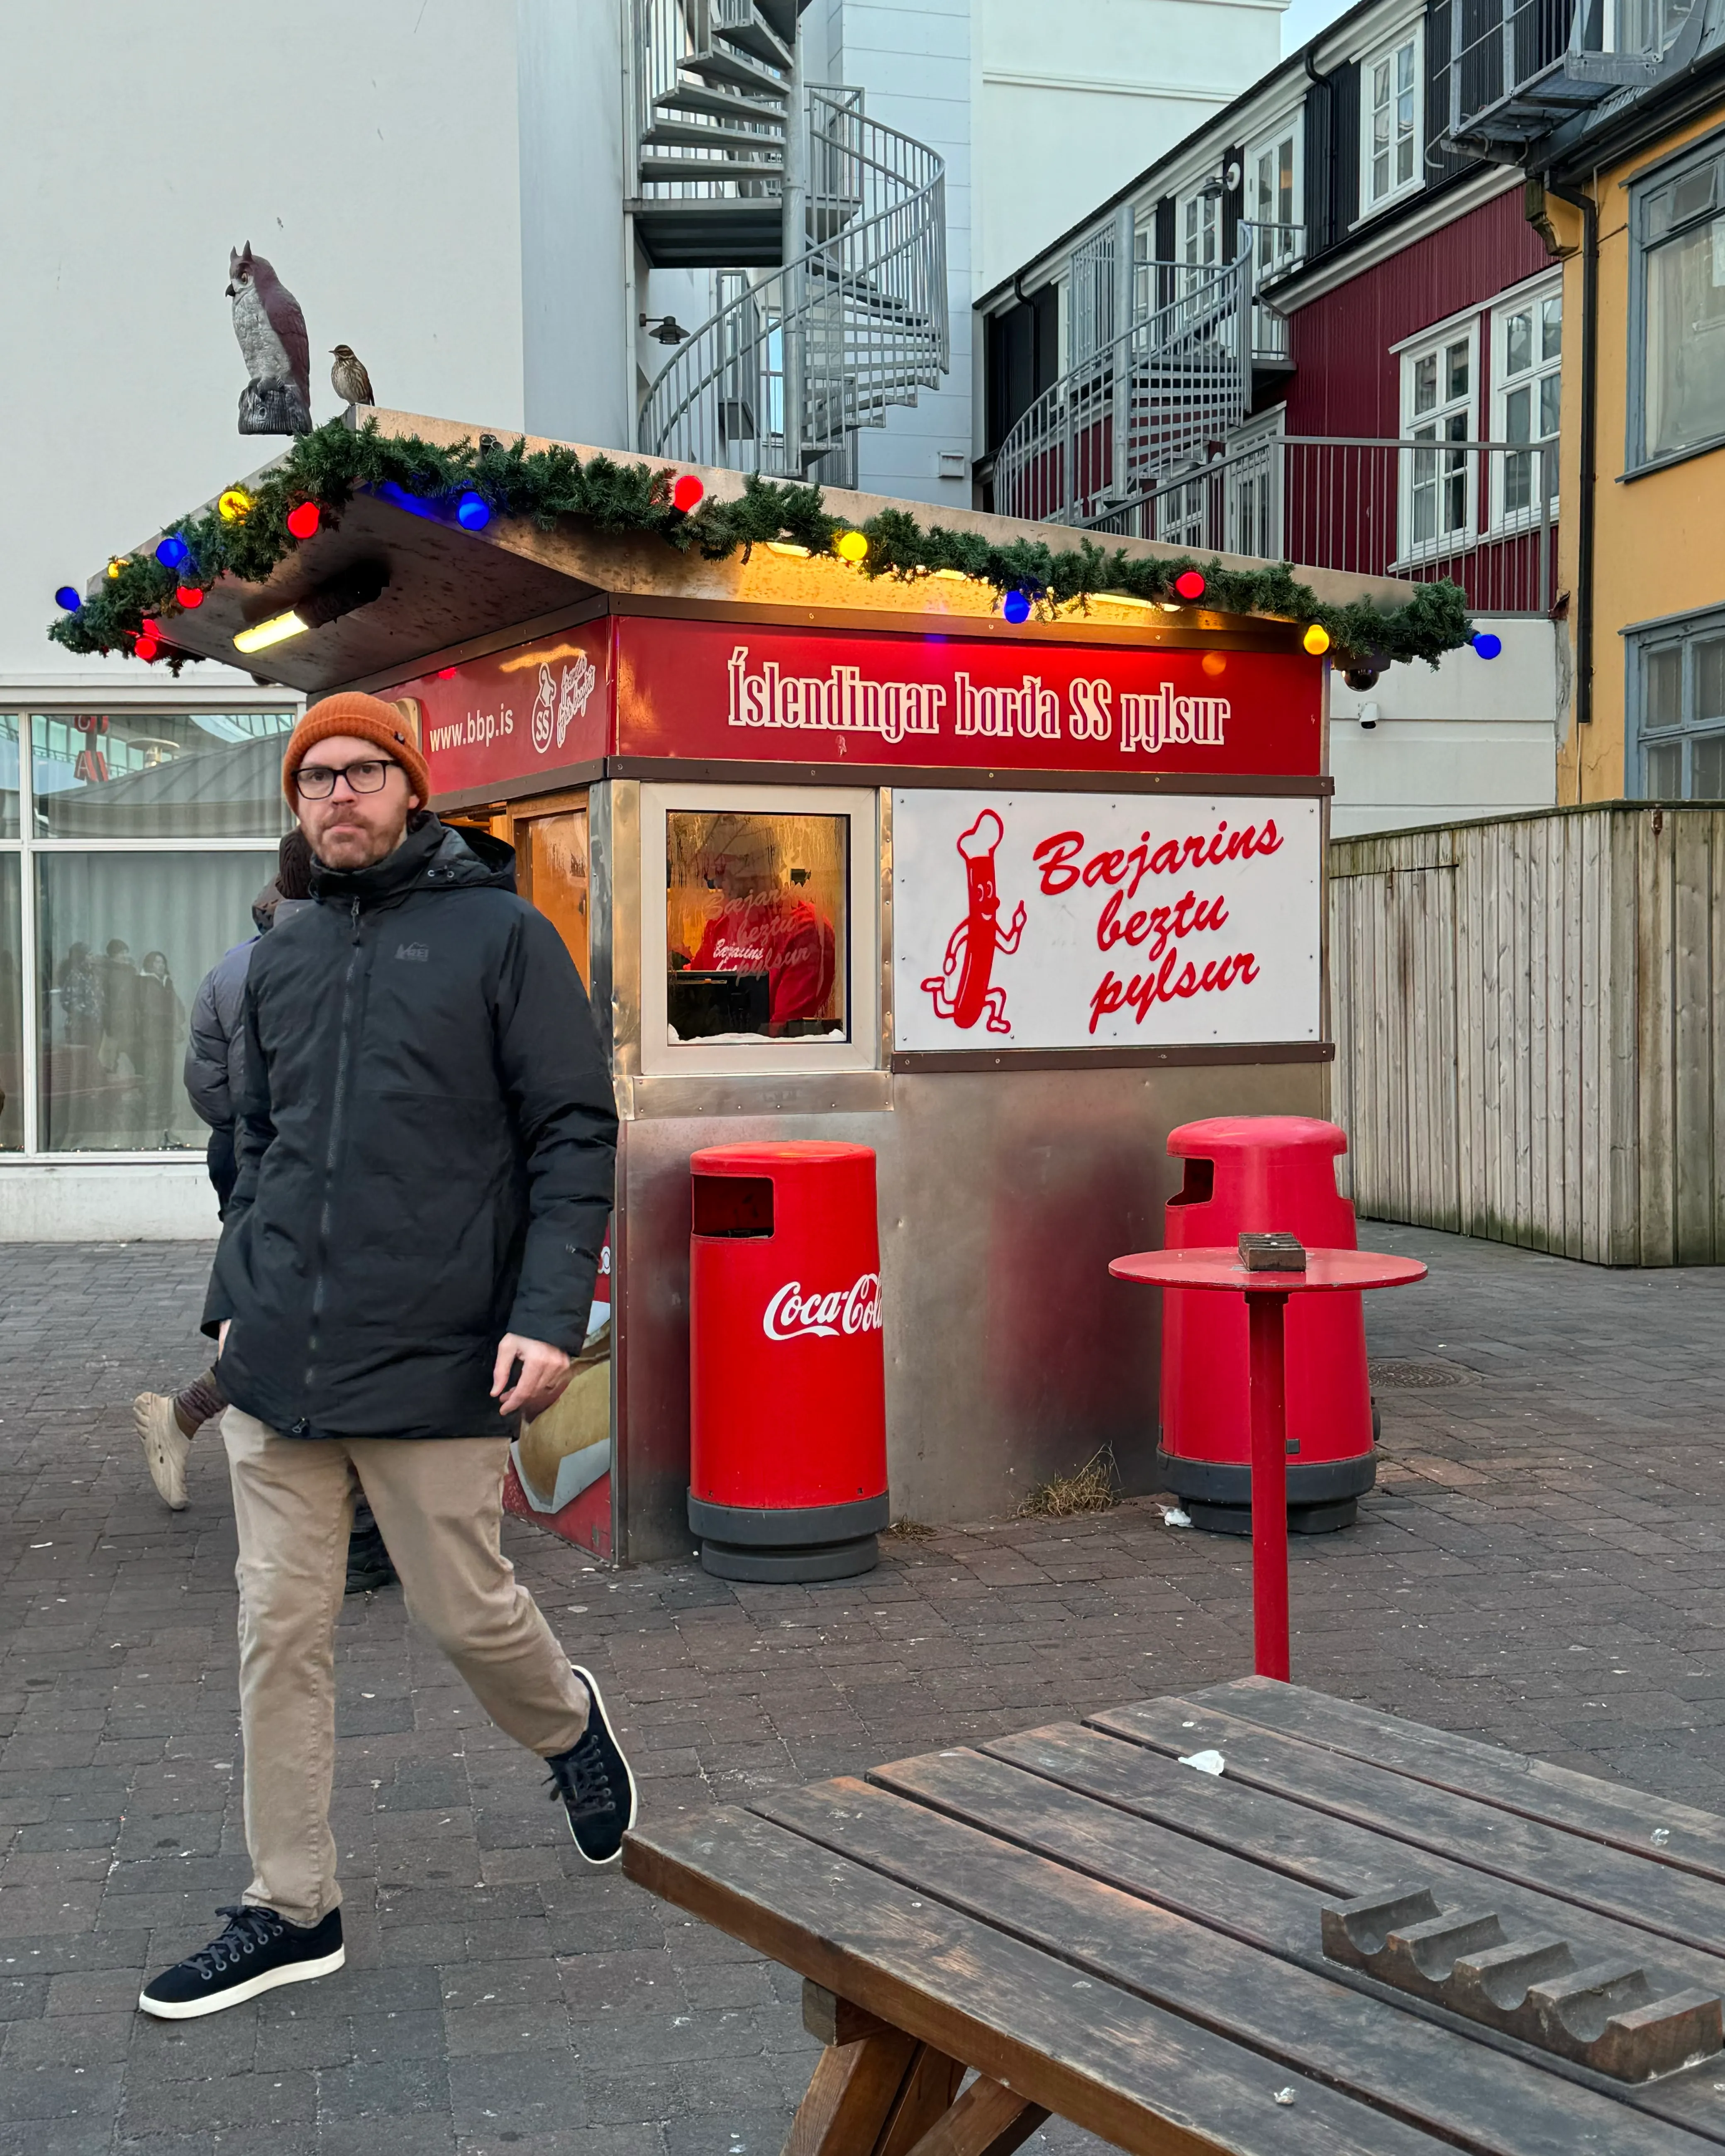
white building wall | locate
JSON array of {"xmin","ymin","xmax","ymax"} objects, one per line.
[
  {"xmin": 1, "ymin": 0, "xmax": 528, "ymax": 693},
  {"xmin": 971, "ymin": 0, "xmax": 1288, "ymax": 297},
  {"xmin": 1328, "ymin": 619, "xmax": 1562, "ymax": 837}
]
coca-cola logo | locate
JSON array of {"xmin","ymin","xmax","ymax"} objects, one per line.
[{"xmin": 763, "ymin": 1273, "xmax": 883, "ymax": 1341}]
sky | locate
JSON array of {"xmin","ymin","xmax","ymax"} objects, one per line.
[{"xmin": 1282, "ymin": 0, "xmax": 1360, "ymax": 58}]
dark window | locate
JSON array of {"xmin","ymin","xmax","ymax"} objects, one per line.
[{"xmin": 1629, "ymin": 607, "xmax": 1725, "ymax": 797}]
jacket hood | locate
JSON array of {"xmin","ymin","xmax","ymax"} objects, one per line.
[{"xmin": 310, "ymin": 815, "xmax": 517, "ymax": 909}]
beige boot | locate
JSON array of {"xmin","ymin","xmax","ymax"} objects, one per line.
[{"xmin": 133, "ymin": 1393, "xmax": 190, "ymax": 1510}]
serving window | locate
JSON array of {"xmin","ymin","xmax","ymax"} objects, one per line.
[{"xmin": 640, "ymin": 783, "xmax": 878, "ymax": 1075}]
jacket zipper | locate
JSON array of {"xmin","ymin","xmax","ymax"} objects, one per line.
[{"xmin": 303, "ymin": 896, "xmax": 366, "ymax": 1411}]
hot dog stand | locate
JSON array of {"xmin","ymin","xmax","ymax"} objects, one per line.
[{"xmin": 84, "ymin": 410, "xmax": 1435, "ymax": 1566}]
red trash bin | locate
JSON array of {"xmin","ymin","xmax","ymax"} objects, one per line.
[
  {"xmin": 689, "ymin": 1140, "xmax": 888, "ymax": 1581},
  {"xmin": 1157, "ymin": 1116, "xmax": 1375, "ymax": 1534}
]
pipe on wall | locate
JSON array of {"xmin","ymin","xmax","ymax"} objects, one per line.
[{"xmin": 1536, "ymin": 172, "xmax": 1598, "ymax": 763}]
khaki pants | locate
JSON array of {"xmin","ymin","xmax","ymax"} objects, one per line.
[{"xmin": 222, "ymin": 1407, "xmax": 590, "ymax": 1928}]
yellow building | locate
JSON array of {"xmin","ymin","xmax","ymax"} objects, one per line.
[{"xmin": 1511, "ymin": 14, "xmax": 1725, "ymax": 802}]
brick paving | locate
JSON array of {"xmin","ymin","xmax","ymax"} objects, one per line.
[{"xmin": 3, "ymin": 1224, "xmax": 1725, "ymax": 2154}]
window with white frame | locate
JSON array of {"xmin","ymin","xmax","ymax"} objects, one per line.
[
  {"xmin": 1492, "ymin": 280, "xmax": 1561, "ymax": 526},
  {"xmin": 1630, "ymin": 607, "xmax": 1725, "ymax": 798},
  {"xmin": 0, "ymin": 707, "xmax": 293, "ymax": 1157},
  {"xmin": 1246, "ymin": 121, "xmax": 1303, "ymax": 273},
  {"xmin": 1178, "ymin": 186, "xmax": 1222, "ymax": 303},
  {"xmin": 1399, "ymin": 322, "xmax": 1476, "ymax": 556},
  {"xmin": 1362, "ymin": 27, "xmax": 1421, "ymax": 212},
  {"xmin": 1632, "ymin": 137, "xmax": 1725, "ymax": 470}
]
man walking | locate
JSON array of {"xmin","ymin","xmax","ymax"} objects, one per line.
[{"xmin": 139, "ymin": 693, "xmax": 629, "ymax": 2022}]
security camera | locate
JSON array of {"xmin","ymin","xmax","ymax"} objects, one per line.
[
  {"xmin": 1357, "ymin": 702, "xmax": 1380, "ymax": 732},
  {"xmin": 1343, "ymin": 665, "xmax": 1380, "ymax": 691}
]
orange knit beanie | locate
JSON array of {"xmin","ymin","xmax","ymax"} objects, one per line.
[{"xmin": 281, "ymin": 693, "xmax": 432, "ymax": 809}]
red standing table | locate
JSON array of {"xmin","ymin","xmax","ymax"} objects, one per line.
[{"xmin": 1109, "ymin": 1245, "xmax": 1427, "ymax": 1680}]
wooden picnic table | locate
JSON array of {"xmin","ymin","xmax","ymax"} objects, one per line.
[{"xmin": 623, "ymin": 1677, "xmax": 1725, "ymax": 2156}]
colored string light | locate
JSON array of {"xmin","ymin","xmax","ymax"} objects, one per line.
[
  {"xmin": 286, "ymin": 501, "xmax": 320, "ymax": 540},
  {"xmin": 1002, "ymin": 590, "xmax": 1032, "ymax": 624},
  {"xmin": 671, "ymin": 473, "xmax": 705, "ymax": 513},
  {"xmin": 834, "ymin": 529, "xmax": 869, "ymax": 564},
  {"xmin": 1172, "ymin": 569, "xmax": 1207, "ymax": 601},
  {"xmin": 54, "ymin": 586, "xmax": 81, "ymax": 612},
  {"xmin": 218, "ymin": 488, "xmax": 252, "ymax": 523},
  {"xmin": 155, "ymin": 535, "xmax": 188, "ymax": 569},
  {"xmin": 106, "ymin": 557, "xmax": 124, "ymax": 580},
  {"xmin": 1303, "ymin": 623, "xmax": 1331, "ymax": 656},
  {"xmin": 176, "ymin": 586, "xmax": 204, "ymax": 609},
  {"xmin": 1471, "ymin": 630, "xmax": 1502, "ymax": 659},
  {"xmin": 456, "ymin": 492, "xmax": 491, "ymax": 531}
]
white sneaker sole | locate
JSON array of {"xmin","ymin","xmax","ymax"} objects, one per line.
[
  {"xmin": 133, "ymin": 1393, "xmax": 190, "ymax": 1512},
  {"xmin": 137, "ymin": 1943, "xmax": 344, "ymax": 2019},
  {"xmin": 568, "ymin": 1663, "xmax": 639, "ymax": 1868}
]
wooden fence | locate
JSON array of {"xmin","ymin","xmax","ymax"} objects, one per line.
[{"xmin": 1328, "ymin": 803, "xmax": 1725, "ymax": 1265}]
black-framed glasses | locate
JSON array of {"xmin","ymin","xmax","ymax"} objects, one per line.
[{"xmin": 295, "ymin": 758, "xmax": 393, "ymax": 799}]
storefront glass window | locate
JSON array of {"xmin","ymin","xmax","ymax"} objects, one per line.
[
  {"xmin": 31, "ymin": 710, "xmax": 294, "ymax": 838},
  {"xmin": 0, "ymin": 856, "xmax": 20, "ymax": 1151},
  {"xmin": 35, "ymin": 849, "xmax": 278, "ymax": 1152},
  {"xmin": 0, "ymin": 717, "xmax": 20, "ymax": 839},
  {"xmin": 665, "ymin": 810, "xmax": 848, "ymax": 1042}
]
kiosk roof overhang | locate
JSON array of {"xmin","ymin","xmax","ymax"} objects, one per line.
[{"xmin": 121, "ymin": 409, "xmax": 1421, "ymax": 696}]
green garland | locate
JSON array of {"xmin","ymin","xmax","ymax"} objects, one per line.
[{"xmin": 49, "ymin": 418, "xmax": 1470, "ymax": 672}]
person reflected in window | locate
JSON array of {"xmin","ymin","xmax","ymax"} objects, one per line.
[
  {"xmin": 136, "ymin": 952, "xmax": 185, "ymax": 1149},
  {"xmin": 687, "ymin": 851, "xmax": 835, "ymax": 1029}
]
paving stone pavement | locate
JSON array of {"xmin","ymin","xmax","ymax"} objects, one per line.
[{"xmin": 4, "ymin": 1224, "xmax": 1725, "ymax": 2156}]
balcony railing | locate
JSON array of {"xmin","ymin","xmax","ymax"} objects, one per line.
[
  {"xmin": 1086, "ymin": 436, "xmax": 1559, "ymax": 617},
  {"xmin": 1443, "ymin": 0, "xmax": 1700, "ymax": 153}
]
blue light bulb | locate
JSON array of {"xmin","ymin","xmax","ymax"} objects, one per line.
[
  {"xmin": 1471, "ymin": 630, "xmax": 1502, "ymax": 660},
  {"xmin": 456, "ymin": 492, "xmax": 492, "ymax": 531},
  {"xmin": 1002, "ymin": 589, "xmax": 1031, "ymax": 624},
  {"xmin": 155, "ymin": 535, "xmax": 188, "ymax": 569},
  {"xmin": 54, "ymin": 585, "xmax": 81, "ymax": 612}
]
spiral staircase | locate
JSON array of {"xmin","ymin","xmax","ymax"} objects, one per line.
[{"xmin": 632, "ymin": 0, "xmax": 949, "ymax": 480}]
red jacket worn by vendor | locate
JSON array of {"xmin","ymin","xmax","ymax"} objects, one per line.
[{"xmin": 693, "ymin": 893, "xmax": 835, "ymax": 1025}]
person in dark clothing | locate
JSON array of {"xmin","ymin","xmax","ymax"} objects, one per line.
[
  {"xmin": 139, "ymin": 694, "xmax": 628, "ymax": 2023},
  {"xmin": 133, "ymin": 832, "xmax": 396, "ymax": 1588}
]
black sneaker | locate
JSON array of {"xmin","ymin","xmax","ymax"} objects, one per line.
[
  {"xmin": 546, "ymin": 1665, "xmax": 638, "ymax": 1867},
  {"xmin": 137, "ymin": 1903, "xmax": 344, "ymax": 2019},
  {"xmin": 344, "ymin": 1510, "xmax": 398, "ymax": 1596}
]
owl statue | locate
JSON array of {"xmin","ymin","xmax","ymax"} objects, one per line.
[{"xmin": 227, "ymin": 243, "xmax": 312, "ymax": 437}]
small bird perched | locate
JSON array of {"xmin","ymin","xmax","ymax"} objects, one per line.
[
  {"xmin": 330, "ymin": 345, "xmax": 375, "ymax": 407},
  {"xmin": 227, "ymin": 243, "xmax": 312, "ymax": 436}
]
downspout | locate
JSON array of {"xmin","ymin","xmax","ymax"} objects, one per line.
[{"xmin": 1538, "ymin": 171, "xmax": 1598, "ymax": 761}]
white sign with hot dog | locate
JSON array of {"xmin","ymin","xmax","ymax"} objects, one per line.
[{"xmin": 891, "ymin": 790, "xmax": 1322, "ymax": 1052}]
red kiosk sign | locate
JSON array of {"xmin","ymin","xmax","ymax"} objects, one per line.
[{"xmin": 402, "ymin": 615, "xmax": 1323, "ymax": 793}]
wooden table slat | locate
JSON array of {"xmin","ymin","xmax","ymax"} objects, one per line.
[
  {"xmin": 1195, "ymin": 1680, "xmax": 1725, "ymax": 1885},
  {"xmin": 978, "ymin": 1722, "xmax": 1725, "ymax": 2002},
  {"xmin": 1091, "ymin": 1698, "xmax": 1725, "ymax": 1961},
  {"xmin": 757, "ymin": 1769, "xmax": 1725, "ymax": 2156},
  {"xmin": 622, "ymin": 1804, "xmax": 1459, "ymax": 2156}
]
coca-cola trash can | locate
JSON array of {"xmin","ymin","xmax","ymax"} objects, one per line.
[
  {"xmin": 1157, "ymin": 1116, "xmax": 1375, "ymax": 1535},
  {"xmin": 688, "ymin": 1140, "xmax": 888, "ymax": 1582}
]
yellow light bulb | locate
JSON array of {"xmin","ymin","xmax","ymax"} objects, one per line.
[
  {"xmin": 1303, "ymin": 623, "xmax": 1331, "ymax": 656},
  {"xmin": 834, "ymin": 529, "xmax": 869, "ymax": 564},
  {"xmin": 218, "ymin": 488, "xmax": 253, "ymax": 524},
  {"xmin": 106, "ymin": 557, "xmax": 124, "ymax": 580}
]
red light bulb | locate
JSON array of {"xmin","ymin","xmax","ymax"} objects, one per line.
[
  {"xmin": 176, "ymin": 586, "xmax": 204, "ymax": 609},
  {"xmin": 671, "ymin": 473, "xmax": 704, "ymax": 513},
  {"xmin": 135, "ymin": 636, "xmax": 161, "ymax": 662},
  {"xmin": 286, "ymin": 501, "xmax": 320, "ymax": 539},
  {"xmin": 1172, "ymin": 569, "xmax": 1206, "ymax": 601},
  {"xmin": 437, "ymin": 666, "xmax": 458, "ymax": 680}
]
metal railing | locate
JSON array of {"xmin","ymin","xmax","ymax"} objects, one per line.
[
  {"xmin": 992, "ymin": 236, "xmax": 1252, "ymax": 527},
  {"xmin": 1443, "ymin": 0, "xmax": 1697, "ymax": 146},
  {"xmin": 639, "ymin": 86, "xmax": 947, "ymax": 473},
  {"xmin": 1086, "ymin": 436, "xmax": 1559, "ymax": 616}
]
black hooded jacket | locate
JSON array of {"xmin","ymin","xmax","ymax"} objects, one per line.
[{"xmin": 203, "ymin": 816, "xmax": 618, "ymax": 1442}]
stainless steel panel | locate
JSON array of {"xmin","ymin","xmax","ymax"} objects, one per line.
[
  {"xmin": 621, "ymin": 1073, "xmax": 893, "ymax": 1119},
  {"xmin": 613, "ymin": 1058, "xmax": 1325, "ymax": 1562},
  {"xmin": 600, "ymin": 779, "xmax": 642, "ymax": 1080}
]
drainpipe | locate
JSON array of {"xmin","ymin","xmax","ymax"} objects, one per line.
[{"xmin": 1537, "ymin": 171, "xmax": 1598, "ymax": 758}]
